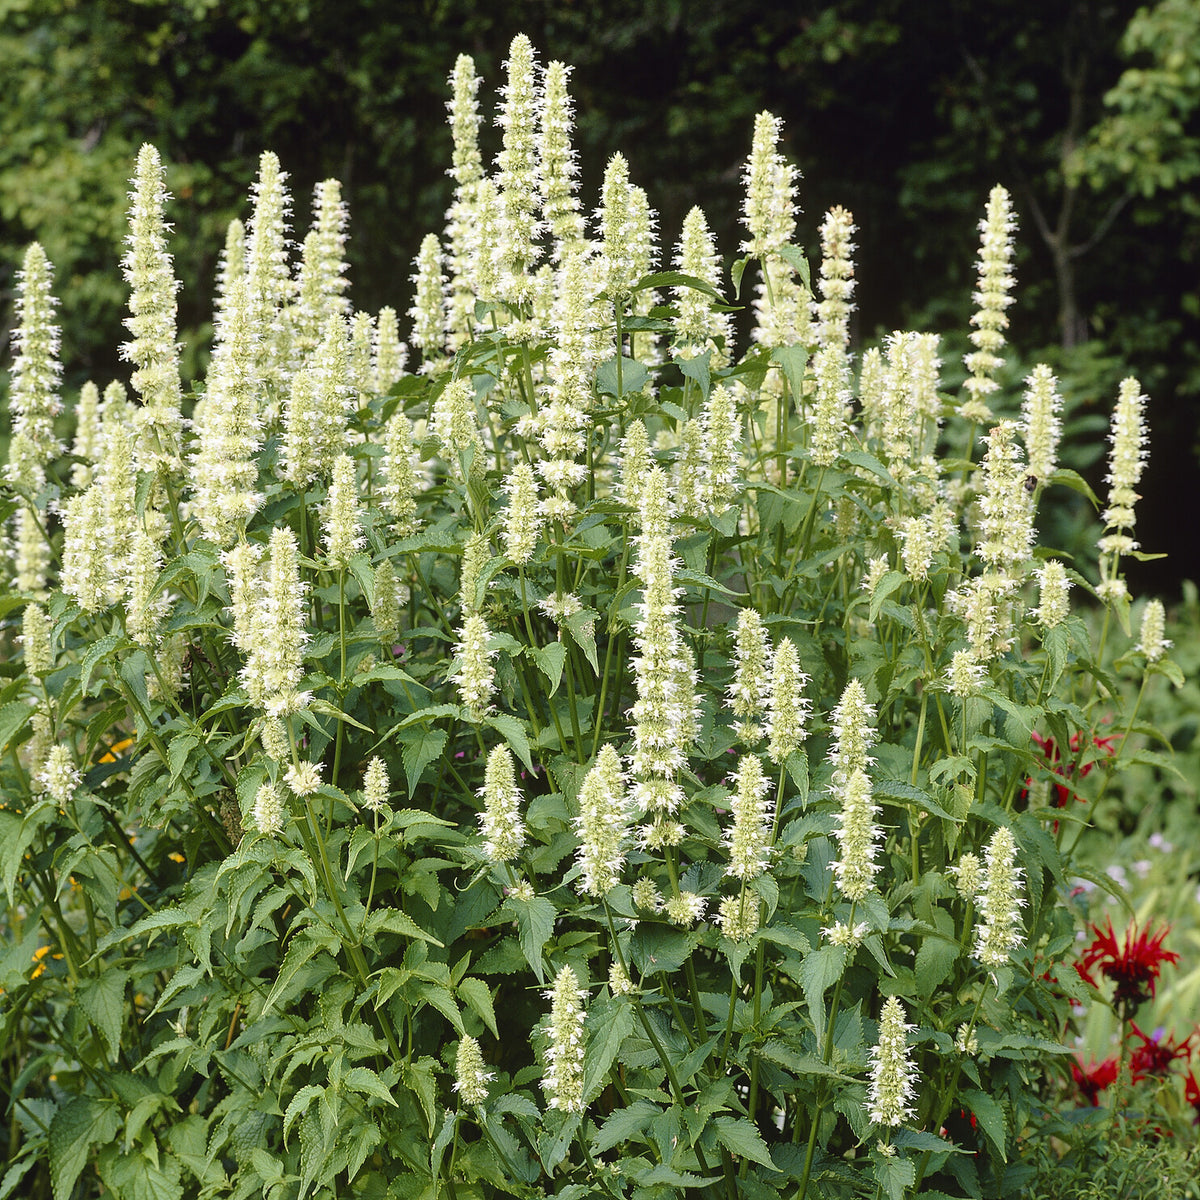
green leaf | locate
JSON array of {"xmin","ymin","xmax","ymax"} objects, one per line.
[
  {"xmin": 0, "ymin": 701, "xmax": 34, "ymax": 756},
  {"xmin": 363, "ymin": 908, "xmax": 443, "ymax": 947},
  {"xmin": 49, "ymin": 1096, "xmax": 120, "ymax": 1200},
  {"xmin": 593, "ymin": 1100, "xmax": 661, "ymax": 1154},
  {"xmin": 777, "ymin": 243, "xmax": 812, "ymax": 289},
  {"xmin": 529, "ymin": 641, "xmax": 566, "ymax": 696},
  {"xmin": 284, "ymin": 1085, "xmax": 323, "ymax": 1145},
  {"xmin": 873, "ymin": 1150, "xmax": 916, "ymax": 1200},
  {"xmin": 484, "ymin": 712, "xmax": 534, "ymax": 773},
  {"xmin": 80, "ymin": 633, "xmax": 122, "ymax": 696},
  {"xmin": 914, "ymin": 935, "xmax": 959, "ymax": 1000},
  {"xmin": 397, "ymin": 725, "xmax": 447, "ymax": 797},
  {"xmin": 874, "ymin": 779, "xmax": 960, "ymax": 823},
  {"xmin": 675, "ymin": 349, "xmax": 713, "ymax": 399},
  {"xmin": 511, "ymin": 894, "xmax": 556, "ymax": 982},
  {"xmin": 713, "ymin": 1115, "xmax": 775, "ymax": 1169},
  {"xmin": 633, "ymin": 270, "xmax": 727, "ymax": 303},
  {"xmin": 960, "ymin": 1089, "xmax": 1007, "ymax": 1161},
  {"xmin": 79, "ymin": 969, "xmax": 126, "ymax": 1062},
  {"xmin": 1046, "ymin": 467, "xmax": 1099, "ymax": 506},
  {"xmin": 563, "ymin": 610, "xmax": 599, "ymax": 673},
  {"xmin": 582, "ymin": 996, "xmax": 635, "ymax": 1103},
  {"xmin": 96, "ymin": 1144, "xmax": 183, "ymax": 1200},
  {"xmin": 798, "ymin": 943, "xmax": 847, "ymax": 1047},
  {"xmin": 457, "ymin": 976, "xmax": 498, "ymax": 1037},
  {"xmin": 771, "ymin": 343, "xmax": 808, "ymax": 403},
  {"xmin": 344, "ymin": 1067, "xmax": 398, "ymax": 1107},
  {"xmin": 595, "ymin": 354, "xmax": 649, "ymax": 398}
]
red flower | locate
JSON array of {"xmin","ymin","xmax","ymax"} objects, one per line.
[
  {"xmin": 1128, "ymin": 1023, "xmax": 1194, "ymax": 1081},
  {"xmin": 1185, "ymin": 1072, "xmax": 1200, "ymax": 1123},
  {"xmin": 1075, "ymin": 918, "xmax": 1180, "ymax": 1016},
  {"xmin": 1072, "ymin": 1056, "xmax": 1119, "ymax": 1105},
  {"xmin": 1027, "ymin": 730, "xmax": 1119, "ymax": 808}
]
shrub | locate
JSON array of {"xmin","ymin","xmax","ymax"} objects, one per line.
[{"xmin": 0, "ymin": 34, "xmax": 1183, "ymax": 1200}]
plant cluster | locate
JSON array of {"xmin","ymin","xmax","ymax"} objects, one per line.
[{"xmin": 0, "ymin": 34, "xmax": 1186, "ymax": 1200}]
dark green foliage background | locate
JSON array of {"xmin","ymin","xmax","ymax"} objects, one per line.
[{"xmin": 1, "ymin": 0, "xmax": 1196, "ymax": 591}]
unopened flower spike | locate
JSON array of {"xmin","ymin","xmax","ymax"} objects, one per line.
[
  {"xmin": 541, "ymin": 965, "xmax": 587, "ymax": 1114},
  {"xmin": 454, "ymin": 1034, "xmax": 495, "ymax": 1107},
  {"xmin": 408, "ymin": 233, "xmax": 447, "ymax": 368},
  {"xmin": 1021, "ymin": 363, "xmax": 1063, "ymax": 481},
  {"xmin": 5, "ymin": 242, "xmax": 63, "ymax": 490},
  {"xmin": 961, "ymin": 184, "xmax": 1016, "ymax": 424},
  {"xmin": 1137, "ymin": 599, "xmax": 1171, "ymax": 664},
  {"xmin": 867, "ymin": 996, "xmax": 918, "ymax": 1127},
  {"xmin": 575, "ymin": 745, "xmax": 630, "ymax": 898}
]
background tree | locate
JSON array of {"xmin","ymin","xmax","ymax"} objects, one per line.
[{"xmin": 1, "ymin": 0, "xmax": 1195, "ymax": 591}]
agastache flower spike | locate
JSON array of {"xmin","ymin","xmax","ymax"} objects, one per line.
[
  {"xmin": 765, "ymin": 638, "xmax": 810, "ymax": 764},
  {"xmin": 381, "ymin": 410, "xmax": 421, "ymax": 536},
  {"xmin": 813, "ymin": 205, "xmax": 857, "ymax": 353},
  {"xmin": 503, "ymin": 462, "xmax": 542, "ymax": 564},
  {"xmin": 1097, "ymin": 376, "xmax": 1149, "ymax": 559},
  {"xmin": 454, "ymin": 613, "xmax": 496, "ymax": 722},
  {"xmin": 5, "ymin": 243, "xmax": 62, "ymax": 489},
  {"xmin": 599, "ymin": 152, "xmax": 635, "ymax": 299},
  {"xmin": 1021, "ymin": 364, "xmax": 1063, "ymax": 480},
  {"xmin": 672, "ymin": 206, "xmax": 732, "ymax": 365},
  {"xmin": 832, "ymin": 766, "xmax": 881, "ymax": 901},
  {"xmin": 973, "ymin": 826, "xmax": 1025, "ymax": 970},
  {"xmin": 478, "ymin": 745, "xmax": 525, "ymax": 863},
  {"xmin": 1138, "ymin": 599, "xmax": 1171, "ymax": 663},
  {"xmin": 454, "ymin": 1034, "xmax": 495, "ymax": 1107},
  {"xmin": 496, "ymin": 33, "xmax": 542, "ymax": 307},
  {"xmin": 408, "ymin": 233, "xmax": 447, "ymax": 368},
  {"xmin": 867, "ymin": 997, "xmax": 918, "ymax": 1127},
  {"xmin": 741, "ymin": 111, "xmax": 797, "ymax": 258},
  {"xmin": 575, "ymin": 745, "xmax": 630, "ymax": 898},
  {"xmin": 961, "ymin": 184, "xmax": 1017, "ymax": 424},
  {"xmin": 363, "ymin": 757, "xmax": 390, "ymax": 813},
  {"xmin": 445, "ymin": 54, "xmax": 484, "ymax": 347},
  {"xmin": 70, "ymin": 381, "xmax": 102, "ymax": 488},
  {"xmin": 539, "ymin": 60, "xmax": 585, "ymax": 256},
  {"xmin": 1031, "ymin": 560, "xmax": 1071, "ymax": 630},
  {"xmin": 245, "ymin": 151, "xmax": 295, "ymax": 408},
  {"xmin": 541, "ymin": 965, "xmax": 587, "ymax": 1114},
  {"xmin": 724, "ymin": 754, "xmax": 773, "ymax": 880},
  {"xmin": 253, "ymin": 782, "xmax": 284, "ymax": 836},
  {"xmin": 829, "ymin": 679, "xmax": 877, "ymax": 789},
  {"xmin": 322, "ymin": 454, "xmax": 365, "ymax": 570},
  {"xmin": 372, "ymin": 306, "xmax": 407, "ymax": 391},
  {"xmin": 21, "ymin": 603, "xmax": 52, "ymax": 674},
  {"xmin": 122, "ymin": 145, "xmax": 184, "ymax": 471},
  {"xmin": 975, "ymin": 420, "xmax": 1033, "ymax": 581},
  {"xmin": 702, "ymin": 384, "xmax": 742, "ymax": 510},
  {"xmin": 810, "ymin": 343, "xmax": 850, "ymax": 467}
]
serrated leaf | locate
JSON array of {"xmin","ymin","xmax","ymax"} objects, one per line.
[
  {"xmin": 0, "ymin": 700, "xmax": 34, "ymax": 755},
  {"xmin": 284, "ymin": 1085, "xmax": 323, "ymax": 1146},
  {"xmin": 79, "ymin": 969, "xmax": 126, "ymax": 1062},
  {"xmin": 564, "ymin": 610, "xmax": 599, "ymax": 673},
  {"xmin": 593, "ymin": 1099, "xmax": 661, "ymax": 1154},
  {"xmin": 457, "ymin": 976, "xmax": 498, "ymax": 1037},
  {"xmin": 484, "ymin": 712, "xmax": 534, "ymax": 773},
  {"xmin": 511, "ymin": 894, "xmax": 556, "ymax": 982},
  {"xmin": 873, "ymin": 1151, "xmax": 916, "ymax": 1200},
  {"xmin": 714, "ymin": 1115, "xmax": 775, "ymax": 1169},
  {"xmin": 633, "ymin": 270, "xmax": 726, "ymax": 302},
  {"xmin": 397, "ymin": 726, "xmax": 447, "ymax": 797},
  {"xmin": 874, "ymin": 779, "xmax": 960, "ymax": 823},
  {"xmin": 914, "ymin": 935, "xmax": 959, "ymax": 1000},
  {"xmin": 960, "ymin": 1089, "xmax": 1007, "ymax": 1161},
  {"xmin": 80, "ymin": 633, "xmax": 122, "ymax": 696},
  {"xmin": 582, "ymin": 996, "xmax": 635, "ymax": 1103},
  {"xmin": 799, "ymin": 943, "xmax": 847, "ymax": 1047},
  {"xmin": 529, "ymin": 641, "xmax": 566, "ymax": 695},
  {"xmin": 344, "ymin": 1067, "xmax": 398, "ymax": 1106},
  {"xmin": 49, "ymin": 1096, "xmax": 120, "ymax": 1200}
]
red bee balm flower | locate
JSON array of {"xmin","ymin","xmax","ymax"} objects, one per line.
[
  {"xmin": 1071, "ymin": 1056, "xmax": 1119, "ymax": 1105},
  {"xmin": 1028, "ymin": 730, "xmax": 1119, "ymax": 808},
  {"xmin": 1075, "ymin": 918, "xmax": 1180, "ymax": 1016},
  {"xmin": 1128, "ymin": 1023, "xmax": 1194, "ymax": 1082}
]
